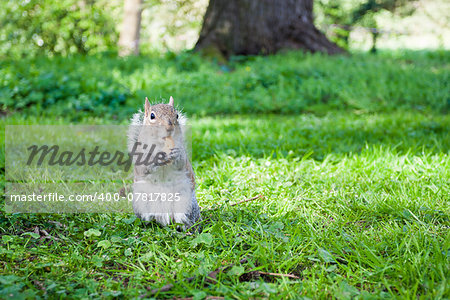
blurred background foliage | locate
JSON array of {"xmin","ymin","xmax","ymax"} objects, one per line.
[
  {"xmin": 315, "ymin": 0, "xmax": 420, "ymax": 50},
  {"xmin": 0, "ymin": 0, "xmax": 448, "ymax": 58},
  {"xmin": 0, "ymin": 0, "xmax": 119, "ymax": 57},
  {"xmin": 315, "ymin": 0, "xmax": 449, "ymax": 51}
]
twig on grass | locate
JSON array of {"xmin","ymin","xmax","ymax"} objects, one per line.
[
  {"xmin": 256, "ymin": 271, "xmax": 300, "ymax": 279},
  {"xmin": 174, "ymin": 297, "xmax": 224, "ymax": 300},
  {"xmin": 203, "ymin": 195, "xmax": 264, "ymax": 211},
  {"xmin": 48, "ymin": 220, "xmax": 67, "ymax": 228},
  {"xmin": 229, "ymin": 195, "xmax": 264, "ymax": 207},
  {"xmin": 148, "ymin": 258, "xmax": 248, "ymax": 296},
  {"xmin": 33, "ymin": 226, "xmax": 60, "ymax": 241}
]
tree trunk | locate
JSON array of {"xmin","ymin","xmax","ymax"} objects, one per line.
[
  {"xmin": 118, "ymin": 0, "xmax": 143, "ymax": 56},
  {"xmin": 195, "ymin": 0, "xmax": 344, "ymax": 57}
]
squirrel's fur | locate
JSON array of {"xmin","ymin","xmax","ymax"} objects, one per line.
[{"xmin": 127, "ymin": 97, "xmax": 201, "ymax": 230}]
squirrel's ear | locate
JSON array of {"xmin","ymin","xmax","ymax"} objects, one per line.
[
  {"xmin": 169, "ymin": 96, "xmax": 174, "ymax": 107},
  {"xmin": 144, "ymin": 97, "xmax": 151, "ymax": 117}
]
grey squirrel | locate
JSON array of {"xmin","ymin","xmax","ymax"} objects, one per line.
[{"xmin": 127, "ymin": 96, "xmax": 201, "ymax": 230}]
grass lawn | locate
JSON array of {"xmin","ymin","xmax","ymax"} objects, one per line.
[{"xmin": 0, "ymin": 51, "xmax": 449, "ymax": 299}]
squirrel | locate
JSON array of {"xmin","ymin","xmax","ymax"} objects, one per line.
[{"xmin": 127, "ymin": 96, "xmax": 201, "ymax": 231}]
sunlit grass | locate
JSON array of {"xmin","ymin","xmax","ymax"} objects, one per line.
[{"xmin": 1, "ymin": 109, "xmax": 449, "ymax": 298}]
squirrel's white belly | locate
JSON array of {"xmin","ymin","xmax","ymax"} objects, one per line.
[{"xmin": 132, "ymin": 170, "xmax": 194, "ymax": 226}]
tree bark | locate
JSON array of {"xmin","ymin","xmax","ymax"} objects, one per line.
[
  {"xmin": 195, "ymin": 0, "xmax": 344, "ymax": 57},
  {"xmin": 118, "ymin": 0, "xmax": 143, "ymax": 56}
]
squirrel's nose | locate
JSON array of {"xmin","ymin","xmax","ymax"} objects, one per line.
[
  {"xmin": 168, "ymin": 120, "xmax": 173, "ymax": 126},
  {"xmin": 166, "ymin": 124, "xmax": 174, "ymax": 133}
]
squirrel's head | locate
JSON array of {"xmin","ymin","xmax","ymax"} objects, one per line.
[{"xmin": 143, "ymin": 96, "xmax": 179, "ymax": 133}]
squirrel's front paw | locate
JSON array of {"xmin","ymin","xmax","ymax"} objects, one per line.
[
  {"xmin": 144, "ymin": 164, "xmax": 156, "ymax": 174},
  {"xmin": 169, "ymin": 147, "xmax": 181, "ymax": 159},
  {"xmin": 169, "ymin": 148, "xmax": 185, "ymax": 169}
]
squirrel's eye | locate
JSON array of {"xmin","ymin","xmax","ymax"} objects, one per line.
[
  {"xmin": 176, "ymin": 114, "xmax": 179, "ymax": 119},
  {"xmin": 150, "ymin": 112, "xmax": 156, "ymax": 120}
]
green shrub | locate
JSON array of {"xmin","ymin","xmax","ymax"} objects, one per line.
[
  {"xmin": 0, "ymin": 55, "xmax": 130, "ymax": 117},
  {"xmin": 1, "ymin": 50, "xmax": 449, "ymax": 118}
]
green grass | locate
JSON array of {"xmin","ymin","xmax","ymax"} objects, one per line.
[
  {"xmin": 1, "ymin": 50, "xmax": 449, "ymax": 117},
  {"xmin": 0, "ymin": 51, "xmax": 449, "ymax": 299}
]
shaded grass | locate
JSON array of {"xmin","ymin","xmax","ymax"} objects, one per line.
[
  {"xmin": 191, "ymin": 112, "xmax": 449, "ymax": 161},
  {"xmin": 1, "ymin": 50, "xmax": 449, "ymax": 117}
]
